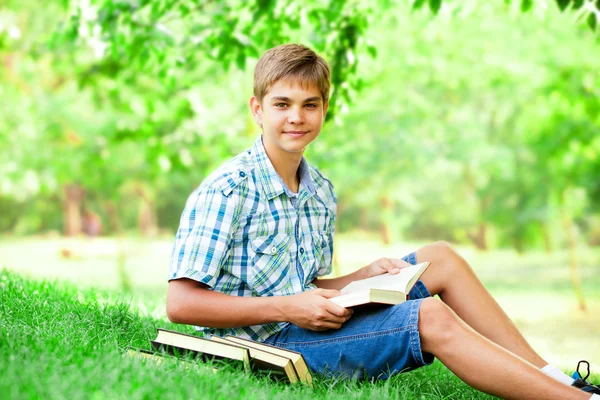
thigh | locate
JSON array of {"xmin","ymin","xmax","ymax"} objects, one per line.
[{"xmin": 264, "ymin": 294, "xmax": 434, "ymax": 380}]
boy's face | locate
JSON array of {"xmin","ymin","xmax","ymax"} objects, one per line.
[{"xmin": 250, "ymin": 78, "xmax": 328, "ymax": 158}]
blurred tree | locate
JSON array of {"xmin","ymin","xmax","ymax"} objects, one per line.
[
  {"xmin": 1, "ymin": 0, "xmax": 599, "ymax": 249},
  {"xmin": 520, "ymin": 65, "xmax": 600, "ymax": 310}
]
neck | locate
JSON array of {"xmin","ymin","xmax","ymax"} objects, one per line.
[{"xmin": 262, "ymin": 137, "xmax": 302, "ymax": 193}]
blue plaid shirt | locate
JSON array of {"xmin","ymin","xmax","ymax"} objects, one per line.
[{"xmin": 169, "ymin": 136, "xmax": 337, "ymax": 341}]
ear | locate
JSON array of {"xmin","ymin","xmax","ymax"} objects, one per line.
[
  {"xmin": 323, "ymin": 100, "xmax": 329, "ymax": 116},
  {"xmin": 249, "ymin": 96, "xmax": 263, "ymax": 127}
]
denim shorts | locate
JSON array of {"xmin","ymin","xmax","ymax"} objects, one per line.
[{"xmin": 263, "ymin": 252, "xmax": 434, "ymax": 380}]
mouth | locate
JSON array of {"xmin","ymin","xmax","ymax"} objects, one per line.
[{"xmin": 283, "ymin": 131, "xmax": 309, "ymax": 136}]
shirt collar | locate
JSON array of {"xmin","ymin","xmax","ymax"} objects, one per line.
[{"xmin": 252, "ymin": 136, "xmax": 316, "ymax": 200}]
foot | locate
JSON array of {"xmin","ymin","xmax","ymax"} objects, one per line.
[{"xmin": 572, "ymin": 360, "xmax": 600, "ymax": 395}]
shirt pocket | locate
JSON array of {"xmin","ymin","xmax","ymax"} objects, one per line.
[
  {"xmin": 249, "ymin": 233, "xmax": 293, "ymax": 296},
  {"xmin": 302, "ymin": 231, "xmax": 330, "ymax": 284}
]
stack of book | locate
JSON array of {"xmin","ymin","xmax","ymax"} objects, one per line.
[{"xmin": 128, "ymin": 329, "xmax": 313, "ymax": 386}]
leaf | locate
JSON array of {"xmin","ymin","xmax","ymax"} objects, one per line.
[
  {"xmin": 588, "ymin": 12, "xmax": 597, "ymax": 31},
  {"xmin": 366, "ymin": 44, "xmax": 377, "ymax": 58},
  {"xmin": 521, "ymin": 0, "xmax": 533, "ymax": 12},
  {"xmin": 235, "ymin": 51, "xmax": 246, "ymax": 70},
  {"xmin": 429, "ymin": 0, "xmax": 442, "ymax": 13},
  {"xmin": 412, "ymin": 0, "xmax": 427, "ymax": 11},
  {"xmin": 556, "ymin": 0, "xmax": 571, "ymax": 11}
]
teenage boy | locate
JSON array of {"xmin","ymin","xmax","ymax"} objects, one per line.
[{"xmin": 167, "ymin": 44, "xmax": 599, "ymax": 399}]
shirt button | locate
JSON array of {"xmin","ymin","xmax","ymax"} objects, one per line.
[
  {"xmin": 270, "ymin": 247, "xmax": 277, "ymax": 254},
  {"xmin": 239, "ymin": 171, "xmax": 246, "ymax": 177},
  {"xmin": 299, "ymin": 247, "xmax": 304, "ymax": 254}
]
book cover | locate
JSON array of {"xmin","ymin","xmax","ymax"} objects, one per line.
[
  {"xmin": 150, "ymin": 329, "xmax": 251, "ymax": 371},
  {"xmin": 224, "ymin": 335, "xmax": 313, "ymax": 387},
  {"xmin": 210, "ymin": 336, "xmax": 299, "ymax": 383}
]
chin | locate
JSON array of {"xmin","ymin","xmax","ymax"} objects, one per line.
[{"xmin": 281, "ymin": 144, "xmax": 307, "ymax": 154}]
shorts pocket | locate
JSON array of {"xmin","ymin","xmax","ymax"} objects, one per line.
[{"xmin": 249, "ymin": 233, "xmax": 293, "ymax": 296}]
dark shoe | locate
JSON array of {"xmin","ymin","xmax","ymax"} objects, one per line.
[
  {"xmin": 572, "ymin": 360, "xmax": 600, "ymax": 394},
  {"xmin": 572, "ymin": 378, "xmax": 600, "ymax": 394}
]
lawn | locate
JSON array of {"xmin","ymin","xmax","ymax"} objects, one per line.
[
  {"xmin": 1, "ymin": 269, "xmax": 493, "ymax": 400},
  {"xmin": 1, "ymin": 234, "xmax": 599, "ymax": 399}
]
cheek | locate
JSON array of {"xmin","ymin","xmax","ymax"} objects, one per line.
[
  {"xmin": 309, "ymin": 112, "xmax": 324, "ymax": 125},
  {"xmin": 267, "ymin": 114, "xmax": 287, "ymax": 128}
]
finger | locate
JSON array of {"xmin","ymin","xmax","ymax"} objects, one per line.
[
  {"xmin": 389, "ymin": 258, "xmax": 412, "ymax": 269},
  {"xmin": 378, "ymin": 258, "xmax": 401, "ymax": 274},
  {"xmin": 325, "ymin": 300, "xmax": 353, "ymax": 317},
  {"xmin": 313, "ymin": 320, "xmax": 345, "ymax": 331}
]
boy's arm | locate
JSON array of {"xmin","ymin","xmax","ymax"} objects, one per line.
[
  {"xmin": 166, "ymin": 278, "xmax": 353, "ymax": 331},
  {"xmin": 312, "ymin": 257, "xmax": 413, "ymax": 291}
]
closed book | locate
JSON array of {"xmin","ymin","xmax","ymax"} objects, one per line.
[
  {"xmin": 210, "ymin": 336, "xmax": 299, "ymax": 383},
  {"xmin": 150, "ymin": 328, "xmax": 250, "ymax": 371},
  {"xmin": 224, "ymin": 335, "xmax": 313, "ymax": 387}
]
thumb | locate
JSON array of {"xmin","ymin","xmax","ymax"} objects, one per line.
[
  {"xmin": 390, "ymin": 258, "xmax": 412, "ymax": 269},
  {"xmin": 314, "ymin": 288, "xmax": 342, "ymax": 299}
]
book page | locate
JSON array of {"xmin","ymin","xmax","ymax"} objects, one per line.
[{"xmin": 340, "ymin": 262, "xmax": 429, "ymax": 294}]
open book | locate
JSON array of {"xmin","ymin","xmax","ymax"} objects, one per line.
[{"xmin": 330, "ymin": 261, "xmax": 431, "ymax": 308}]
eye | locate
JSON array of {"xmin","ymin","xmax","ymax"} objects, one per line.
[
  {"xmin": 274, "ymin": 103, "xmax": 288, "ymax": 108},
  {"xmin": 305, "ymin": 103, "xmax": 318, "ymax": 109}
]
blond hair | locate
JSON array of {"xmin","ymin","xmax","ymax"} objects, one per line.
[{"xmin": 253, "ymin": 44, "xmax": 331, "ymax": 104}]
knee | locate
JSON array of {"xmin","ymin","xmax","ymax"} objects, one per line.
[
  {"xmin": 418, "ymin": 297, "xmax": 461, "ymax": 351},
  {"xmin": 429, "ymin": 241, "xmax": 457, "ymax": 260},
  {"xmin": 423, "ymin": 241, "xmax": 468, "ymax": 273}
]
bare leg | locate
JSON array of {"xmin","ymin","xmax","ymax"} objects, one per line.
[
  {"xmin": 415, "ymin": 241, "xmax": 547, "ymax": 368},
  {"xmin": 418, "ymin": 297, "xmax": 588, "ymax": 400}
]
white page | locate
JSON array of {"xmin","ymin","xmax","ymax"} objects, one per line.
[{"xmin": 340, "ymin": 262, "xmax": 428, "ymax": 294}]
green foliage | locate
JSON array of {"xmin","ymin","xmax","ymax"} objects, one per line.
[
  {"xmin": 52, "ymin": 0, "xmax": 381, "ymax": 123},
  {"xmin": 1, "ymin": 0, "xmax": 599, "ymax": 252}
]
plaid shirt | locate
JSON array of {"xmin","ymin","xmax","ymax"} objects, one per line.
[{"xmin": 169, "ymin": 136, "xmax": 337, "ymax": 341}]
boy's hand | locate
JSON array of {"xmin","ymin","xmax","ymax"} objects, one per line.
[
  {"xmin": 283, "ymin": 289, "xmax": 353, "ymax": 331},
  {"xmin": 362, "ymin": 257, "xmax": 412, "ymax": 279}
]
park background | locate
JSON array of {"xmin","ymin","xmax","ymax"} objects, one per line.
[{"xmin": 1, "ymin": 0, "xmax": 599, "ymax": 399}]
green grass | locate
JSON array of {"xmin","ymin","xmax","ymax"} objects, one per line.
[
  {"xmin": 1, "ymin": 269, "xmax": 494, "ymax": 400},
  {"xmin": 1, "ymin": 236, "xmax": 599, "ymax": 398}
]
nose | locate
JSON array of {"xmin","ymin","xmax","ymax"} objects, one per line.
[{"xmin": 287, "ymin": 106, "xmax": 304, "ymax": 124}]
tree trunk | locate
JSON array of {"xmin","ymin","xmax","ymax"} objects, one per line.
[
  {"xmin": 380, "ymin": 195, "xmax": 392, "ymax": 245},
  {"xmin": 468, "ymin": 223, "xmax": 488, "ymax": 251},
  {"xmin": 104, "ymin": 200, "xmax": 121, "ymax": 233},
  {"xmin": 513, "ymin": 231, "xmax": 524, "ymax": 255},
  {"xmin": 560, "ymin": 193, "xmax": 586, "ymax": 312},
  {"xmin": 62, "ymin": 184, "xmax": 84, "ymax": 236},
  {"xmin": 463, "ymin": 167, "xmax": 490, "ymax": 251},
  {"xmin": 359, "ymin": 207, "xmax": 368, "ymax": 231},
  {"xmin": 541, "ymin": 221, "xmax": 553, "ymax": 254},
  {"xmin": 136, "ymin": 186, "xmax": 158, "ymax": 237}
]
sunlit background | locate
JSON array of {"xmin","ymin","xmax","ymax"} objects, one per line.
[{"xmin": 1, "ymin": 0, "xmax": 599, "ymax": 371}]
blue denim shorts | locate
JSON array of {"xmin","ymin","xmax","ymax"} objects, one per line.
[{"xmin": 263, "ymin": 252, "xmax": 434, "ymax": 380}]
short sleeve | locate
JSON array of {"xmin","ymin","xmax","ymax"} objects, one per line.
[{"xmin": 168, "ymin": 187, "xmax": 240, "ymax": 288}]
